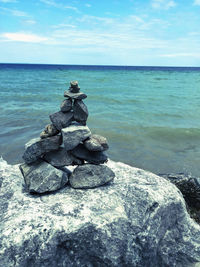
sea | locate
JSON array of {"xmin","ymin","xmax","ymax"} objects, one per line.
[{"xmin": 0, "ymin": 63, "xmax": 200, "ymax": 177}]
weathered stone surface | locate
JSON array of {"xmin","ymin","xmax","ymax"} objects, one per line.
[
  {"xmin": 22, "ymin": 135, "xmax": 62, "ymax": 164},
  {"xmin": 60, "ymin": 99, "xmax": 72, "ymax": 113},
  {"xmin": 70, "ymin": 144, "xmax": 108, "ymax": 164},
  {"xmin": 44, "ymin": 147, "xmax": 83, "ymax": 167},
  {"xmin": 159, "ymin": 173, "xmax": 200, "ymax": 209},
  {"xmin": 19, "ymin": 160, "xmax": 68, "ymax": 193},
  {"xmin": 84, "ymin": 134, "xmax": 109, "ymax": 151},
  {"xmin": 49, "ymin": 111, "xmax": 73, "ymax": 131},
  {"xmin": 73, "ymin": 100, "xmax": 88, "ymax": 125},
  {"xmin": 64, "ymin": 90, "xmax": 87, "ymax": 100},
  {"xmin": 69, "ymin": 164, "xmax": 115, "ymax": 189},
  {"xmin": 0, "ymin": 158, "xmax": 200, "ymax": 267},
  {"xmin": 40, "ymin": 124, "xmax": 59, "ymax": 139},
  {"xmin": 62, "ymin": 125, "xmax": 91, "ymax": 151}
]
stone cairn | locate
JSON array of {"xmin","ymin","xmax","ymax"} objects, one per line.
[{"xmin": 19, "ymin": 81, "xmax": 115, "ymax": 194}]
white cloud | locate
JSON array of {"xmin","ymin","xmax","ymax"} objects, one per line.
[
  {"xmin": 0, "ymin": 6, "xmax": 28, "ymax": 17},
  {"xmin": 160, "ymin": 53, "xmax": 200, "ymax": 58},
  {"xmin": 1, "ymin": 32, "xmax": 48, "ymax": 43},
  {"xmin": 194, "ymin": 0, "xmax": 200, "ymax": 5},
  {"xmin": 24, "ymin": 20, "xmax": 37, "ymax": 25},
  {"xmin": 40, "ymin": 0, "xmax": 56, "ymax": 6},
  {"xmin": 40, "ymin": 0, "xmax": 79, "ymax": 12},
  {"xmin": 85, "ymin": 4, "xmax": 91, "ymax": 8},
  {"xmin": 152, "ymin": 0, "xmax": 176, "ymax": 9},
  {"xmin": 64, "ymin": 6, "xmax": 78, "ymax": 12},
  {"xmin": 52, "ymin": 23, "xmax": 76, "ymax": 29},
  {"xmin": 49, "ymin": 26, "xmax": 168, "ymax": 50}
]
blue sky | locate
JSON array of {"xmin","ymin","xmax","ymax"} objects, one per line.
[{"xmin": 0, "ymin": 0, "xmax": 200, "ymax": 66}]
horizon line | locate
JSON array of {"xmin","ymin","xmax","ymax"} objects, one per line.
[{"xmin": 0, "ymin": 62, "xmax": 200, "ymax": 68}]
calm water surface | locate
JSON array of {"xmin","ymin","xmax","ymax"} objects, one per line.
[{"xmin": 0, "ymin": 63, "xmax": 200, "ymax": 176}]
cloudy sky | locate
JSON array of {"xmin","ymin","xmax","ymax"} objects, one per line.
[{"xmin": 0, "ymin": 0, "xmax": 200, "ymax": 66}]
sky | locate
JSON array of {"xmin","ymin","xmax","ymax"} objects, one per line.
[{"xmin": 0, "ymin": 0, "xmax": 200, "ymax": 66}]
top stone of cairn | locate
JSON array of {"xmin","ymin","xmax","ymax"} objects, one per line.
[
  {"xmin": 69, "ymin": 80, "xmax": 80, "ymax": 93},
  {"xmin": 64, "ymin": 81, "xmax": 87, "ymax": 100}
]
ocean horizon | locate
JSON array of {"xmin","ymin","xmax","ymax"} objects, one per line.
[{"xmin": 1, "ymin": 63, "xmax": 200, "ymax": 177}]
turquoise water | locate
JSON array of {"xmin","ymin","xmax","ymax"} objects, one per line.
[{"xmin": 1, "ymin": 64, "xmax": 200, "ymax": 176}]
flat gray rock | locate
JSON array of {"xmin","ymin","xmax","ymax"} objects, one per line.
[
  {"xmin": 60, "ymin": 99, "xmax": 72, "ymax": 112},
  {"xmin": 69, "ymin": 164, "xmax": 115, "ymax": 189},
  {"xmin": 73, "ymin": 100, "xmax": 88, "ymax": 125},
  {"xmin": 19, "ymin": 160, "xmax": 68, "ymax": 193},
  {"xmin": 64, "ymin": 90, "xmax": 87, "ymax": 100},
  {"xmin": 49, "ymin": 111, "xmax": 73, "ymax": 131},
  {"xmin": 40, "ymin": 124, "xmax": 59, "ymax": 139},
  {"xmin": 84, "ymin": 134, "xmax": 109, "ymax": 151},
  {"xmin": 62, "ymin": 125, "xmax": 91, "ymax": 151},
  {"xmin": 71, "ymin": 144, "xmax": 108, "ymax": 164},
  {"xmin": 44, "ymin": 147, "xmax": 83, "ymax": 167},
  {"xmin": 0, "ymin": 158, "xmax": 200, "ymax": 267},
  {"xmin": 22, "ymin": 135, "xmax": 62, "ymax": 164}
]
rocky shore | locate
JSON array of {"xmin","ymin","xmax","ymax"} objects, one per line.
[
  {"xmin": 0, "ymin": 158, "xmax": 200, "ymax": 267},
  {"xmin": 158, "ymin": 173, "xmax": 200, "ymax": 225}
]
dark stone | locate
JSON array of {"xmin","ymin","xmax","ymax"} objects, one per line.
[
  {"xmin": 19, "ymin": 160, "xmax": 68, "ymax": 193},
  {"xmin": 62, "ymin": 125, "xmax": 91, "ymax": 151},
  {"xmin": 70, "ymin": 144, "xmax": 108, "ymax": 164},
  {"xmin": 60, "ymin": 99, "xmax": 72, "ymax": 113},
  {"xmin": 40, "ymin": 124, "xmax": 59, "ymax": 139},
  {"xmin": 73, "ymin": 100, "xmax": 88, "ymax": 125},
  {"xmin": 64, "ymin": 90, "xmax": 87, "ymax": 100},
  {"xmin": 69, "ymin": 164, "xmax": 115, "ymax": 189},
  {"xmin": 49, "ymin": 111, "xmax": 73, "ymax": 131},
  {"xmin": 69, "ymin": 81, "xmax": 80, "ymax": 93},
  {"xmin": 44, "ymin": 147, "xmax": 83, "ymax": 167},
  {"xmin": 70, "ymin": 81, "xmax": 79, "ymax": 88},
  {"xmin": 22, "ymin": 135, "xmax": 62, "ymax": 164},
  {"xmin": 159, "ymin": 173, "xmax": 200, "ymax": 209},
  {"xmin": 84, "ymin": 134, "xmax": 109, "ymax": 152}
]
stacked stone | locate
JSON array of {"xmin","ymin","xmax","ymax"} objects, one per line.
[{"xmin": 19, "ymin": 81, "xmax": 115, "ymax": 194}]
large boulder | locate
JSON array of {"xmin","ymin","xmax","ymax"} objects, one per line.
[
  {"xmin": 22, "ymin": 135, "xmax": 62, "ymax": 164},
  {"xmin": 62, "ymin": 124, "xmax": 91, "ymax": 151},
  {"xmin": 19, "ymin": 160, "xmax": 69, "ymax": 193},
  {"xmin": 0, "ymin": 158, "xmax": 200, "ymax": 267},
  {"xmin": 69, "ymin": 164, "xmax": 115, "ymax": 189}
]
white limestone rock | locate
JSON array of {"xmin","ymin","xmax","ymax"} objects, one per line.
[{"xmin": 0, "ymin": 158, "xmax": 200, "ymax": 267}]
